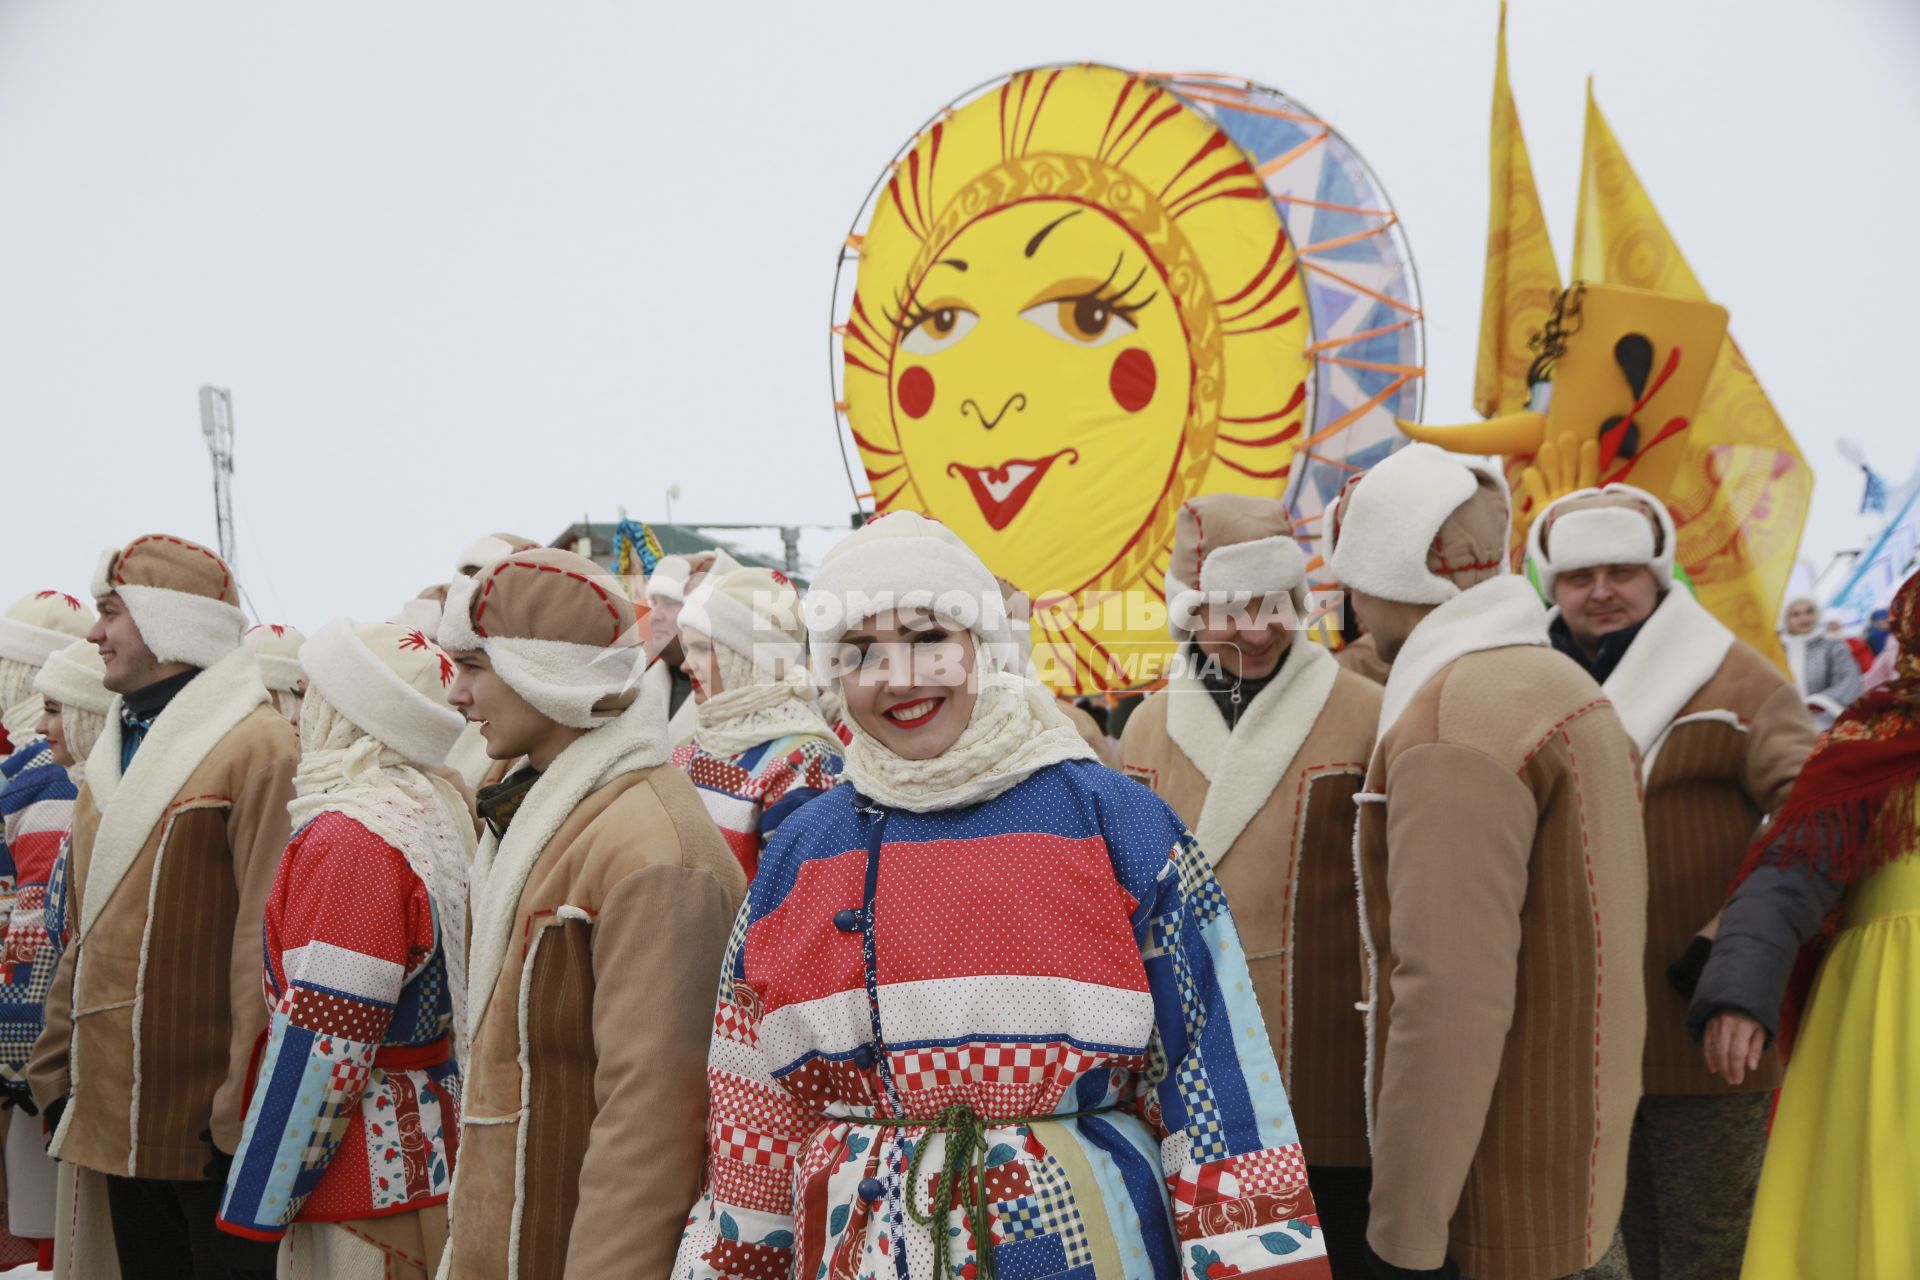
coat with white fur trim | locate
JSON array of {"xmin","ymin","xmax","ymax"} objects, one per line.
[
  {"xmin": 1355, "ymin": 632, "xmax": 1646, "ymax": 1279},
  {"xmin": 1610, "ymin": 625, "xmax": 1813, "ymax": 1096},
  {"xmin": 445, "ymin": 755, "xmax": 743, "ymax": 1280},
  {"xmin": 1121, "ymin": 648, "xmax": 1381, "ymax": 1166},
  {"xmin": 26, "ymin": 648, "xmax": 297, "ymax": 1182}
]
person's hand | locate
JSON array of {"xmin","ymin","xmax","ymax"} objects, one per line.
[
  {"xmin": 1519, "ymin": 434, "xmax": 1601, "ymax": 523},
  {"xmin": 42, "ymin": 1096, "xmax": 65, "ymax": 1147},
  {"xmin": 1703, "ymin": 1010, "xmax": 1767, "ymax": 1085}
]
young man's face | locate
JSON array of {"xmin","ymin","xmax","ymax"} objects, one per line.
[
  {"xmin": 35, "ymin": 701, "xmax": 73, "ymax": 768},
  {"xmin": 88, "ymin": 593, "xmax": 166, "ymax": 694},
  {"xmin": 1191, "ymin": 594, "xmax": 1295, "ymax": 681},
  {"xmin": 838, "ymin": 609, "xmax": 979, "ymax": 761},
  {"xmin": 1552, "ymin": 564, "xmax": 1661, "ymax": 649},
  {"xmin": 447, "ymin": 649, "xmax": 556, "ymax": 762},
  {"xmin": 680, "ymin": 628, "xmax": 723, "ymax": 705}
]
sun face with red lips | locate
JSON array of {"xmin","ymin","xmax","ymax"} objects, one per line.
[{"xmin": 840, "ymin": 66, "xmax": 1311, "ymax": 693}]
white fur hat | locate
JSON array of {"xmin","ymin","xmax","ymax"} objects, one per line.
[
  {"xmin": 92, "ymin": 534, "xmax": 247, "ymax": 667},
  {"xmin": 33, "ymin": 639, "xmax": 113, "ymax": 716},
  {"xmin": 243, "ymin": 624, "xmax": 308, "ymax": 694},
  {"xmin": 1163, "ymin": 495, "xmax": 1308, "ymax": 637},
  {"xmin": 0, "ymin": 591, "xmax": 95, "ymax": 668},
  {"xmin": 645, "ymin": 548, "xmax": 744, "ymax": 607},
  {"xmin": 1527, "ymin": 483, "xmax": 1675, "ymax": 597},
  {"xmin": 437, "ymin": 547, "xmax": 645, "ymax": 730},
  {"xmin": 300, "ymin": 617, "xmax": 465, "ymax": 768},
  {"xmin": 1329, "ymin": 443, "xmax": 1511, "ymax": 605},
  {"xmin": 454, "ymin": 532, "xmax": 540, "ymax": 578},
  {"xmin": 803, "ymin": 512, "xmax": 1017, "ymax": 682},
  {"xmin": 681, "ymin": 567, "xmax": 807, "ymax": 679}
]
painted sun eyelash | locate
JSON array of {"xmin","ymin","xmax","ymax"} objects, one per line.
[{"xmin": 1078, "ymin": 253, "xmax": 1159, "ymax": 314}]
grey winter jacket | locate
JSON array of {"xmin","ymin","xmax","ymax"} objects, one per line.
[
  {"xmin": 1793, "ymin": 632, "xmax": 1864, "ymax": 710},
  {"xmin": 1686, "ymin": 844, "xmax": 1844, "ymax": 1044}
]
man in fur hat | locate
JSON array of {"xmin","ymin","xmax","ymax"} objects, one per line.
[
  {"xmin": 1532, "ymin": 485, "xmax": 1815, "ymax": 1280},
  {"xmin": 27, "ymin": 535, "xmax": 297, "ymax": 1279},
  {"xmin": 1331, "ymin": 446, "xmax": 1648, "ymax": 1280},
  {"xmin": 437, "ymin": 547, "xmax": 742, "ymax": 1278},
  {"xmin": 1121, "ymin": 494, "xmax": 1382, "ymax": 1277}
]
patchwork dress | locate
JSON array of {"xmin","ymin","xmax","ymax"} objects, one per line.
[
  {"xmin": 673, "ymin": 733, "xmax": 843, "ymax": 879},
  {"xmin": 0, "ymin": 739, "xmax": 76, "ymax": 1097},
  {"xmin": 217, "ymin": 812, "xmax": 459, "ymax": 1249},
  {"xmin": 677, "ymin": 758, "xmax": 1329, "ymax": 1279},
  {"xmin": 0, "ymin": 738, "xmax": 76, "ymax": 1247}
]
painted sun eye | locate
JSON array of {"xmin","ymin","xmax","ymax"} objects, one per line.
[
  {"xmin": 900, "ymin": 307, "xmax": 978, "ymax": 355},
  {"xmin": 1021, "ymin": 295, "xmax": 1138, "ymax": 347}
]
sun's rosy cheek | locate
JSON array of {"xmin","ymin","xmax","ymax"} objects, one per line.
[
  {"xmin": 898, "ymin": 366, "xmax": 935, "ymax": 419},
  {"xmin": 1110, "ymin": 348, "xmax": 1156, "ymax": 413}
]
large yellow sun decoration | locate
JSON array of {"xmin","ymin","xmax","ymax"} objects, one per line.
[{"xmin": 839, "ymin": 65, "xmax": 1312, "ymax": 693}]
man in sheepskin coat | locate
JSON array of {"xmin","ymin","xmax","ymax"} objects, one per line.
[
  {"xmin": 1331, "ymin": 446, "xmax": 1648, "ymax": 1280},
  {"xmin": 29, "ymin": 534, "xmax": 297, "ymax": 1279},
  {"xmin": 435, "ymin": 547, "xmax": 742, "ymax": 1280},
  {"xmin": 1533, "ymin": 485, "xmax": 1815, "ymax": 1280},
  {"xmin": 1121, "ymin": 494, "xmax": 1381, "ymax": 1277}
]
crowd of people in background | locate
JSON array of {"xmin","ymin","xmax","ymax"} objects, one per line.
[{"xmin": 0, "ymin": 451, "xmax": 1912, "ymax": 1280}]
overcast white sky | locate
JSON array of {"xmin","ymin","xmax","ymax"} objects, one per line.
[{"xmin": 2, "ymin": 0, "xmax": 1914, "ymax": 624}]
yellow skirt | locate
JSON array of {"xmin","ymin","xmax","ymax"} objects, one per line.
[{"xmin": 1741, "ymin": 854, "xmax": 1920, "ymax": 1279}]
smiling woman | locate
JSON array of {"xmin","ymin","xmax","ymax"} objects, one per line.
[{"xmin": 675, "ymin": 512, "xmax": 1333, "ymax": 1278}]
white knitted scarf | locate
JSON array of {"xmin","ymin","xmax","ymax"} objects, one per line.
[
  {"xmin": 287, "ymin": 696, "xmax": 477, "ymax": 1066},
  {"xmin": 841, "ymin": 666, "xmax": 1095, "ymax": 813},
  {"xmin": 694, "ymin": 643, "xmax": 837, "ymax": 758},
  {"xmin": 0, "ymin": 658, "xmax": 44, "ymax": 747}
]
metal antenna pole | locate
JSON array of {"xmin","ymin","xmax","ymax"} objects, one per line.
[
  {"xmin": 199, "ymin": 386, "xmax": 261, "ymax": 623},
  {"xmin": 199, "ymin": 387, "xmax": 238, "ymax": 566}
]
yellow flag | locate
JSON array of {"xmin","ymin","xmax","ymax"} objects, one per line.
[
  {"xmin": 1474, "ymin": 2, "xmax": 1562, "ymax": 419},
  {"xmin": 1574, "ymin": 86, "xmax": 1810, "ymax": 666}
]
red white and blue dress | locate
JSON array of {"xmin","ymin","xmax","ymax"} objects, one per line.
[
  {"xmin": 677, "ymin": 758, "xmax": 1328, "ymax": 1279},
  {"xmin": 673, "ymin": 734, "xmax": 844, "ymax": 880},
  {"xmin": 217, "ymin": 812, "xmax": 459, "ymax": 1241},
  {"xmin": 0, "ymin": 739, "xmax": 76, "ymax": 1095}
]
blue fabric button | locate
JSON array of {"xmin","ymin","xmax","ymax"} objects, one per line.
[
  {"xmin": 853, "ymin": 1043, "xmax": 876, "ymax": 1069},
  {"xmin": 857, "ymin": 1176, "xmax": 884, "ymax": 1203},
  {"xmin": 833, "ymin": 907, "xmax": 860, "ymax": 932}
]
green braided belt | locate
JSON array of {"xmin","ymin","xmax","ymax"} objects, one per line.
[{"xmin": 866, "ymin": 1101, "xmax": 1117, "ymax": 1280}]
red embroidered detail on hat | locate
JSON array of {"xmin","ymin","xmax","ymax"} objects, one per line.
[
  {"xmin": 34, "ymin": 591, "xmax": 84, "ymax": 611},
  {"xmin": 113, "ymin": 534, "xmax": 233, "ymax": 595}
]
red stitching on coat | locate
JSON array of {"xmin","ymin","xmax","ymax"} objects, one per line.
[
  {"xmin": 113, "ymin": 534, "xmax": 232, "ymax": 595},
  {"xmin": 334, "ymin": 1218, "xmax": 427, "ymax": 1269},
  {"xmin": 167, "ymin": 793, "xmax": 233, "ymax": 811},
  {"xmin": 471, "ymin": 559, "xmax": 625, "ymax": 645},
  {"xmin": 1516, "ymin": 698, "xmax": 1611, "ymax": 772}
]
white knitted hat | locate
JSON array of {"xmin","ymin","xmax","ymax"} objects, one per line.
[
  {"xmin": 92, "ymin": 534, "xmax": 246, "ymax": 666},
  {"xmin": 299, "ymin": 618, "xmax": 466, "ymax": 768},
  {"xmin": 33, "ymin": 639, "xmax": 113, "ymax": 716},
  {"xmin": 243, "ymin": 624, "xmax": 308, "ymax": 694},
  {"xmin": 437, "ymin": 547, "xmax": 646, "ymax": 729},
  {"xmin": 681, "ymin": 567, "xmax": 807, "ymax": 679},
  {"xmin": 0, "ymin": 591, "xmax": 95, "ymax": 668},
  {"xmin": 803, "ymin": 511, "xmax": 1017, "ymax": 683},
  {"xmin": 1527, "ymin": 483, "xmax": 1675, "ymax": 597},
  {"xmin": 1329, "ymin": 444, "xmax": 1511, "ymax": 605}
]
